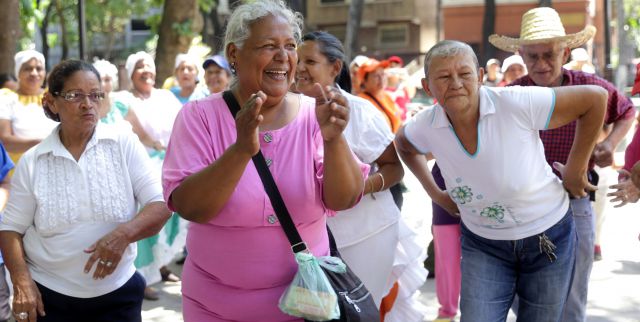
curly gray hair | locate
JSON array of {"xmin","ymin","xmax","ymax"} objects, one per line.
[{"xmin": 223, "ymin": 0, "xmax": 303, "ymax": 61}]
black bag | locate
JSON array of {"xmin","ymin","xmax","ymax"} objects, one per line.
[{"xmin": 222, "ymin": 91, "xmax": 379, "ymax": 322}]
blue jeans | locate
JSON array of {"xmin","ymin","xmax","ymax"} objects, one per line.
[
  {"xmin": 561, "ymin": 197, "xmax": 594, "ymax": 322},
  {"xmin": 460, "ymin": 209, "xmax": 576, "ymax": 322}
]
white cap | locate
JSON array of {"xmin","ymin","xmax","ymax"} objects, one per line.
[
  {"xmin": 571, "ymin": 48, "xmax": 590, "ymax": 62},
  {"xmin": 125, "ymin": 51, "xmax": 155, "ymax": 81},
  {"xmin": 501, "ymin": 55, "xmax": 527, "ymax": 74},
  {"xmin": 93, "ymin": 59, "xmax": 118, "ymax": 82},
  {"xmin": 14, "ymin": 50, "xmax": 45, "ymax": 77},
  {"xmin": 174, "ymin": 53, "xmax": 201, "ymax": 73},
  {"xmin": 350, "ymin": 55, "xmax": 369, "ymax": 69}
]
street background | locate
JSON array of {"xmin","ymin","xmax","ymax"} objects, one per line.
[{"xmin": 141, "ymin": 162, "xmax": 640, "ymax": 322}]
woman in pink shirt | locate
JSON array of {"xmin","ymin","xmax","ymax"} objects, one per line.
[{"xmin": 162, "ymin": 1, "xmax": 367, "ymax": 321}]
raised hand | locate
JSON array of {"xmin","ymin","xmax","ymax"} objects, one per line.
[
  {"xmin": 234, "ymin": 91, "xmax": 266, "ymax": 157},
  {"xmin": 608, "ymin": 169, "xmax": 640, "ymax": 207},
  {"xmin": 311, "ymin": 83, "xmax": 349, "ymax": 142},
  {"xmin": 553, "ymin": 162, "xmax": 597, "ymax": 199}
]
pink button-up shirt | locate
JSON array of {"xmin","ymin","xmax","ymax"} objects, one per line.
[{"xmin": 163, "ymin": 92, "xmax": 368, "ymax": 321}]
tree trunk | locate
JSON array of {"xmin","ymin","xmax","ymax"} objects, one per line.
[
  {"xmin": 0, "ymin": 0, "xmax": 20, "ymax": 75},
  {"xmin": 481, "ymin": 0, "xmax": 496, "ymax": 66},
  {"xmin": 539, "ymin": 0, "xmax": 552, "ymax": 7},
  {"xmin": 53, "ymin": 0, "xmax": 69, "ymax": 60},
  {"xmin": 40, "ymin": 4, "xmax": 53, "ymax": 70},
  {"xmin": 344, "ymin": 0, "xmax": 364, "ymax": 62},
  {"xmin": 155, "ymin": 0, "xmax": 203, "ymax": 88},
  {"xmin": 615, "ymin": 0, "xmax": 633, "ymax": 90},
  {"xmin": 104, "ymin": 15, "xmax": 117, "ymax": 60}
]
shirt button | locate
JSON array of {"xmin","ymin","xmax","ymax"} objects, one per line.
[
  {"xmin": 263, "ymin": 133, "xmax": 273, "ymax": 143},
  {"xmin": 267, "ymin": 214, "xmax": 278, "ymax": 224}
]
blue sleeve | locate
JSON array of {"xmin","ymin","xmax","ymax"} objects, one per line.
[{"xmin": 0, "ymin": 144, "xmax": 14, "ymax": 181}]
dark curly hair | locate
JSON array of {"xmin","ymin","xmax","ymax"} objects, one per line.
[{"xmin": 44, "ymin": 60, "xmax": 101, "ymax": 122}]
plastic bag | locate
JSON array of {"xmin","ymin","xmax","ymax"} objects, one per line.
[{"xmin": 279, "ymin": 252, "xmax": 346, "ymax": 321}]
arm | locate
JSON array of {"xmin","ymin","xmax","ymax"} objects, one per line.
[
  {"xmin": 0, "ymin": 231, "xmax": 46, "ymax": 320},
  {"xmin": 0, "ymin": 120, "xmax": 40, "ymax": 153},
  {"xmin": 316, "ymin": 86, "xmax": 364, "ymax": 210},
  {"xmin": 124, "ymin": 109, "xmax": 164, "ymax": 151},
  {"xmin": 364, "ymin": 143, "xmax": 404, "ymax": 194},
  {"xmin": 548, "ymin": 85, "xmax": 607, "ymax": 197},
  {"xmin": 593, "ymin": 117, "xmax": 633, "ymax": 167},
  {"xmin": 0, "ymin": 175, "xmax": 9, "ymax": 211},
  {"xmin": 83, "ymin": 201, "xmax": 171, "ymax": 279},
  {"xmin": 170, "ymin": 92, "xmax": 264, "ymax": 223},
  {"xmin": 395, "ymin": 126, "xmax": 458, "ymax": 215}
]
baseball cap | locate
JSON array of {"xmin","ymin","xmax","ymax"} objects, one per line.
[{"xmin": 203, "ymin": 55, "xmax": 231, "ymax": 75}]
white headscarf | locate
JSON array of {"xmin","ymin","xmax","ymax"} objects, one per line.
[
  {"xmin": 125, "ymin": 51, "xmax": 155, "ymax": 81},
  {"xmin": 174, "ymin": 53, "xmax": 201, "ymax": 72},
  {"xmin": 93, "ymin": 59, "xmax": 119, "ymax": 83},
  {"xmin": 14, "ymin": 50, "xmax": 45, "ymax": 77}
]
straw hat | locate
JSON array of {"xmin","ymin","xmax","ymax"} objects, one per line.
[{"xmin": 489, "ymin": 7, "xmax": 596, "ymax": 53}]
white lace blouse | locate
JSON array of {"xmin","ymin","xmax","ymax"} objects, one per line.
[{"xmin": 0, "ymin": 123, "xmax": 163, "ymax": 298}]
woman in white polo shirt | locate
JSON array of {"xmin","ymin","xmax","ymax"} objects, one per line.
[
  {"xmin": 0, "ymin": 60, "xmax": 170, "ymax": 321},
  {"xmin": 395, "ymin": 40, "xmax": 607, "ymax": 322}
]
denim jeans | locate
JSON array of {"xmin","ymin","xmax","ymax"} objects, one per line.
[
  {"xmin": 460, "ymin": 209, "xmax": 576, "ymax": 322},
  {"xmin": 561, "ymin": 196, "xmax": 594, "ymax": 322}
]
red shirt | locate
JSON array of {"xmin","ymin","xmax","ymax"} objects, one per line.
[{"xmin": 509, "ymin": 69, "xmax": 635, "ymax": 175}]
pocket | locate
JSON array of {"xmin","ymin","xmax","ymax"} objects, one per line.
[{"xmin": 569, "ymin": 197, "xmax": 592, "ymax": 217}]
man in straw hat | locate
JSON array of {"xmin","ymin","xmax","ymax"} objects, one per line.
[
  {"xmin": 396, "ymin": 39, "xmax": 607, "ymax": 322},
  {"xmin": 490, "ymin": 7, "xmax": 636, "ymax": 322}
]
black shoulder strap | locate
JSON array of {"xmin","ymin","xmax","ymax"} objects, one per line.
[{"xmin": 222, "ymin": 91, "xmax": 307, "ymax": 253}]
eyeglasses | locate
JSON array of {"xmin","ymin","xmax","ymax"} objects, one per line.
[{"xmin": 54, "ymin": 91, "xmax": 105, "ymax": 103}]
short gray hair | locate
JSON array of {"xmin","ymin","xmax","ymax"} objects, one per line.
[
  {"xmin": 423, "ymin": 40, "xmax": 479, "ymax": 78},
  {"xmin": 224, "ymin": 0, "xmax": 303, "ymax": 60}
]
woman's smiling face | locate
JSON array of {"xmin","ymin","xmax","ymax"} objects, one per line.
[{"xmin": 229, "ymin": 14, "xmax": 298, "ymax": 100}]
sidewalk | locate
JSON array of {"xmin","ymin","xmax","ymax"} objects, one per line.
[{"xmin": 143, "ymin": 169, "xmax": 640, "ymax": 322}]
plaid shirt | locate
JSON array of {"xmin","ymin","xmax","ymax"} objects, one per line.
[{"xmin": 509, "ymin": 69, "xmax": 635, "ymax": 175}]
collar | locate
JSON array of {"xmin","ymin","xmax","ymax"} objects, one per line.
[
  {"xmin": 431, "ymin": 86, "xmax": 496, "ymax": 128},
  {"xmin": 34, "ymin": 123, "xmax": 119, "ymax": 159}
]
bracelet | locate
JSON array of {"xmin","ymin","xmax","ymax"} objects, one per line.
[{"xmin": 376, "ymin": 172, "xmax": 385, "ymax": 192}]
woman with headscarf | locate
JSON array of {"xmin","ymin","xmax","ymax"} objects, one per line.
[
  {"xmin": 93, "ymin": 59, "xmax": 163, "ymax": 151},
  {"xmin": 170, "ymin": 53, "xmax": 208, "ymax": 104},
  {"xmin": 0, "ymin": 50, "xmax": 58, "ymax": 166},
  {"xmin": 119, "ymin": 51, "xmax": 185, "ymax": 300}
]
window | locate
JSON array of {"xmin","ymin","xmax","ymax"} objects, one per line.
[{"xmin": 378, "ymin": 24, "xmax": 408, "ymax": 48}]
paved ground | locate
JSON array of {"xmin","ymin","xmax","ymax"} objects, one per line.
[{"xmin": 143, "ymin": 166, "xmax": 640, "ymax": 322}]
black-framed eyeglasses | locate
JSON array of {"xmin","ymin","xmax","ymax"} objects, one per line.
[{"xmin": 53, "ymin": 91, "xmax": 105, "ymax": 103}]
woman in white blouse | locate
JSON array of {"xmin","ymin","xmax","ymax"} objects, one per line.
[
  {"xmin": 0, "ymin": 60, "xmax": 170, "ymax": 321},
  {"xmin": 0, "ymin": 50, "xmax": 58, "ymax": 166},
  {"xmin": 295, "ymin": 31, "xmax": 427, "ymax": 321}
]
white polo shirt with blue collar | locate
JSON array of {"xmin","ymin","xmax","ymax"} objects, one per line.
[{"xmin": 405, "ymin": 86, "xmax": 569, "ymax": 240}]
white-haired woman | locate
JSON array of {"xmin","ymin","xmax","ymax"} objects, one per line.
[
  {"xmin": 162, "ymin": 1, "xmax": 368, "ymax": 321},
  {"xmin": 0, "ymin": 50, "xmax": 58, "ymax": 166},
  {"xmin": 118, "ymin": 52, "xmax": 185, "ymax": 300}
]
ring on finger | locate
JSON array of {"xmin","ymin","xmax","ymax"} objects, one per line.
[
  {"xmin": 99, "ymin": 259, "xmax": 107, "ymax": 265},
  {"xmin": 106, "ymin": 261, "xmax": 113, "ymax": 267},
  {"xmin": 16, "ymin": 312, "xmax": 28, "ymax": 320}
]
